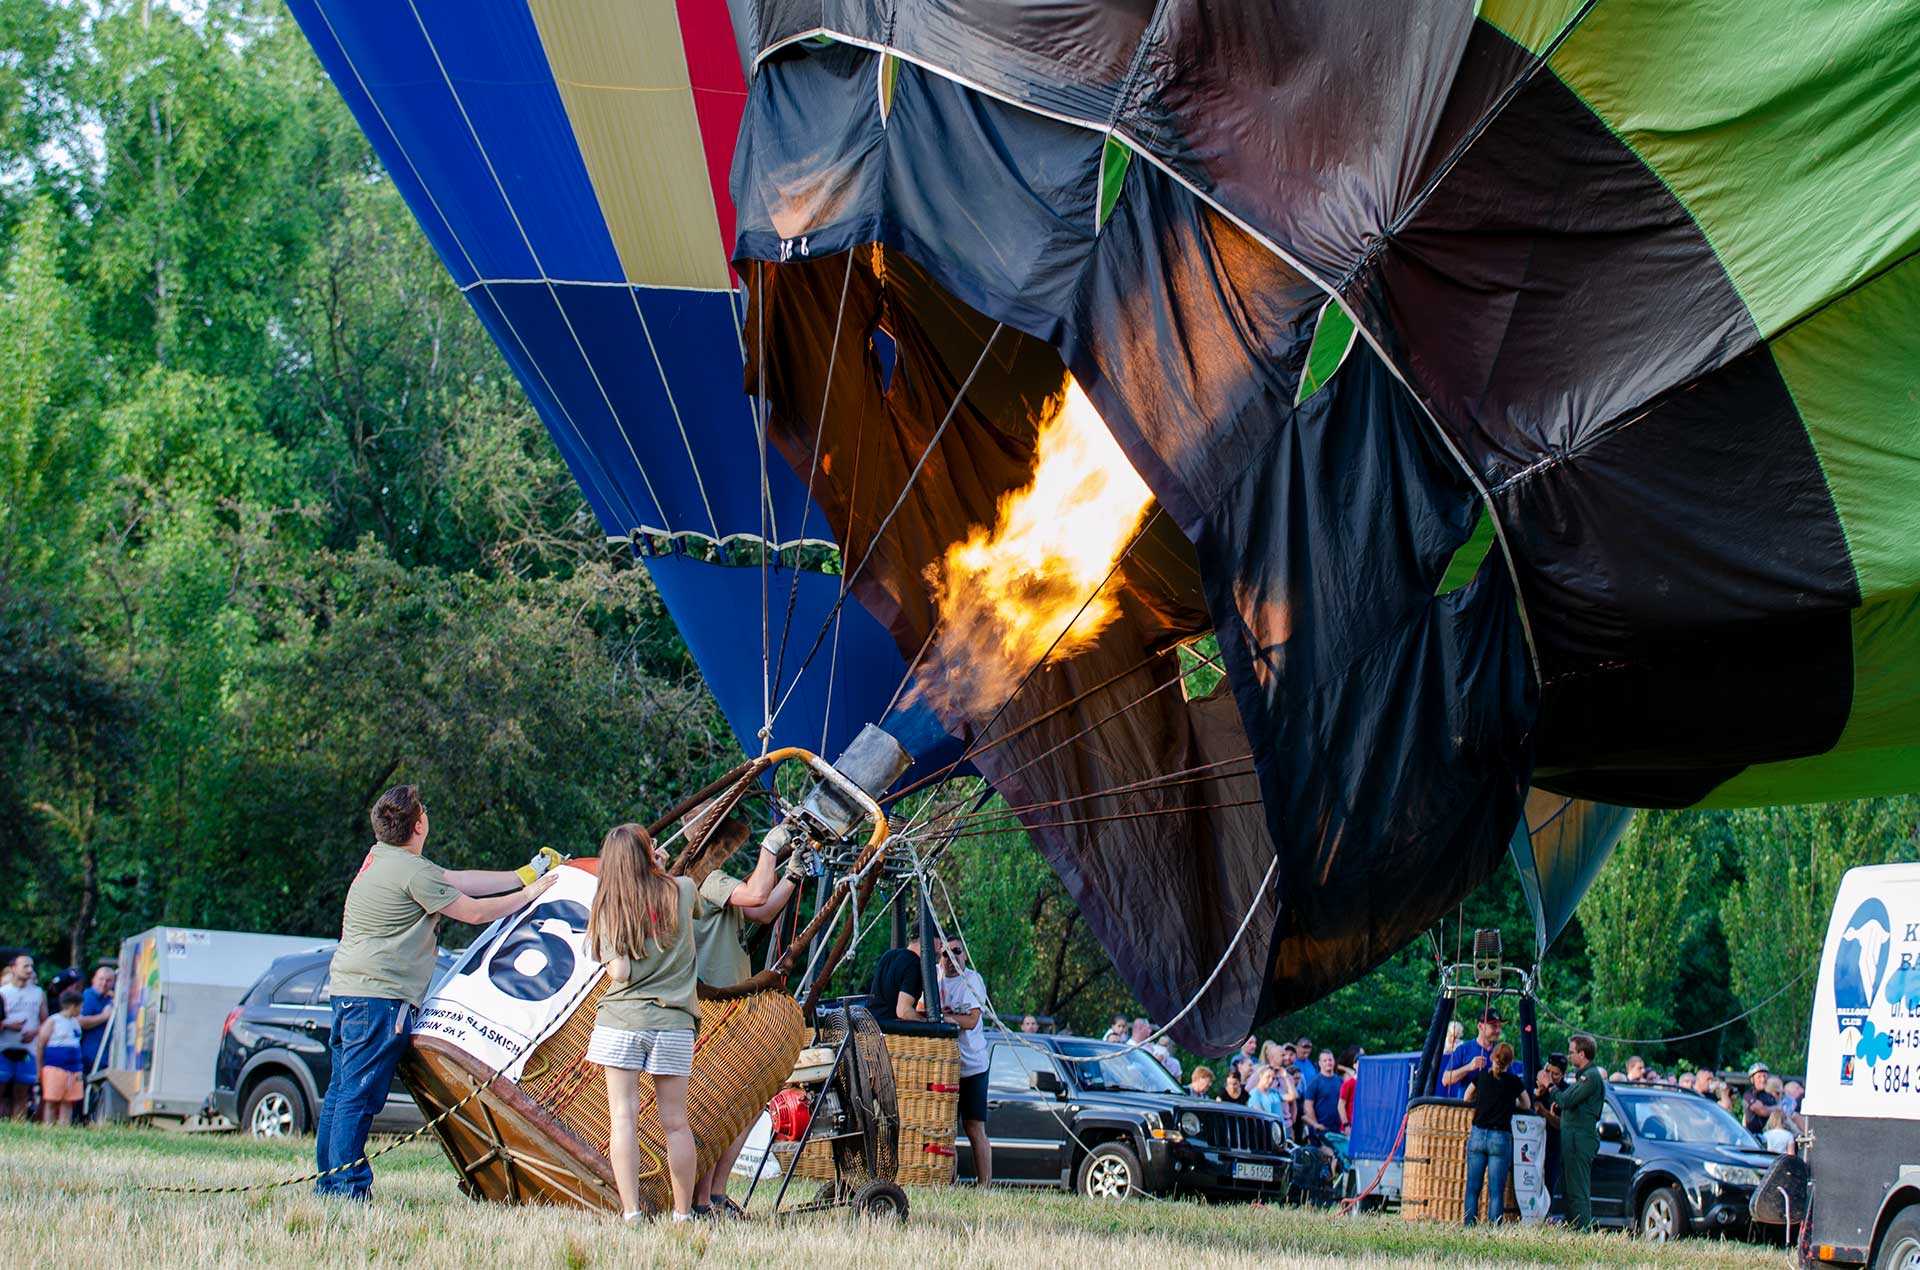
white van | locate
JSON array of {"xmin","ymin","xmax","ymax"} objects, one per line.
[{"xmin": 1762, "ymin": 863, "xmax": 1920, "ymax": 1267}]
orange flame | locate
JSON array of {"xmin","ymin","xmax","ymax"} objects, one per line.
[{"xmin": 910, "ymin": 378, "xmax": 1152, "ymax": 718}]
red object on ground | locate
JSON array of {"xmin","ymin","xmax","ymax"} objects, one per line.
[{"xmin": 768, "ymin": 1087, "xmax": 811, "ymax": 1142}]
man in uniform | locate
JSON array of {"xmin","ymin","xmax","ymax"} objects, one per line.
[
  {"xmin": 1550, "ymin": 1034, "xmax": 1604, "ymax": 1229},
  {"xmin": 318, "ymin": 784, "xmax": 561, "ymax": 1199}
]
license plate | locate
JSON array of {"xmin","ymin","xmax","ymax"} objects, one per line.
[{"xmin": 1232, "ymin": 1161, "xmax": 1275, "ymax": 1182}]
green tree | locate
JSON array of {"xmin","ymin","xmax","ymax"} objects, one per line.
[
  {"xmin": 0, "ymin": 0, "xmax": 91, "ymax": 233},
  {"xmin": 0, "ymin": 577, "xmax": 138, "ymax": 965},
  {"xmin": 1721, "ymin": 798, "xmax": 1920, "ymax": 1070},
  {"xmin": 0, "ymin": 199, "xmax": 100, "ymax": 580},
  {"xmin": 1570, "ymin": 812, "xmax": 1711, "ymax": 1067}
]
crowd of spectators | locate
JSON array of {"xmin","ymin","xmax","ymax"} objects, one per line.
[
  {"xmin": 1602, "ymin": 1054, "xmax": 1805, "ymax": 1149},
  {"xmin": 0, "ymin": 952, "xmax": 116, "ymax": 1127},
  {"xmin": 1098, "ymin": 1015, "xmax": 1366, "ymax": 1146},
  {"xmin": 1092, "ymin": 1005, "xmax": 1801, "ymax": 1165}
]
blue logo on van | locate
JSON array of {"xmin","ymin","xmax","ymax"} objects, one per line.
[
  {"xmin": 1834, "ymin": 898, "xmax": 1893, "ymax": 1085},
  {"xmin": 1836, "ymin": 898, "xmax": 1892, "ymax": 1014}
]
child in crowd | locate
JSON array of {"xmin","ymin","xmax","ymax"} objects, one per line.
[
  {"xmin": 35, "ymin": 988, "xmax": 86, "ymax": 1125},
  {"xmin": 1762, "ymin": 1108, "xmax": 1796, "ymax": 1154},
  {"xmin": 586, "ymin": 824, "xmax": 700, "ymax": 1224}
]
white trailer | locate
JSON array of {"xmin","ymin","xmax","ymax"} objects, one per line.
[
  {"xmin": 100, "ymin": 926, "xmax": 328, "ymax": 1122},
  {"xmin": 1753, "ymin": 863, "xmax": 1920, "ymax": 1267}
]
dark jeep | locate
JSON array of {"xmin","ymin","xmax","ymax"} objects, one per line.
[
  {"xmin": 210, "ymin": 946, "xmax": 456, "ymax": 1139},
  {"xmin": 955, "ymin": 1032, "xmax": 1293, "ymax": 1199}
]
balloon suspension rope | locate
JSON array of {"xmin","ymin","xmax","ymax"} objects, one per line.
[{"xmin": 925, "ymin": 859, "xmax": 1277, "ymax": 1201}]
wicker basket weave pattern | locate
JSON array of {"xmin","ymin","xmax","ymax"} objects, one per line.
[
  {"xmin": 790, "ymin": 1030, "xmax": 959, "ymax": 1186},
  {"xmin": 1400, "ymin": 1098, "xmax": 1520, "ymax": 1224},
  {"xmin": 513, "ymin": 979, "xmax": 807, "ymax": 1214}
]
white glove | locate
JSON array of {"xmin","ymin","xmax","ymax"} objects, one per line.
[{"xmin": 762, "ymin": 821, "xmax": 796, "ymax": 859}]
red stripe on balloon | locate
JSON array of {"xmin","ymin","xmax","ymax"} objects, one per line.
[{"xmin": 674, "ymin": 0, "xmax": 747, "ymax": 281}]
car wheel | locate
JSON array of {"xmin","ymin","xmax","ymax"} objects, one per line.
[
  {"xmin": 1875, "ymin": 1206, "xmax": 1920, "ymax": 1270},
  {"xmin": 243, "ymin": 1075, "xmax": 308, "ymax": 1139},
  {"xmin": 1077, "ymin": 1142, "xmax": 1142, "ymax": 1200},
  {"xmin": 1636, "ymin": 1184, "xmax": 1688, "ymax": 1243}
]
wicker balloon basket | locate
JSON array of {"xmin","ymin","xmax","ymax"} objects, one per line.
[
  {"xmin": 1400, "ymin": 1097, "xmax": 1519, "ymax": 1223},
  {"xmin": 788, "ymin": 1029, "xmax": 959, "ymax": 1186},
  {"xmin": 401, "ymin": 983, "xmax": 807, "ymax": 1214}
]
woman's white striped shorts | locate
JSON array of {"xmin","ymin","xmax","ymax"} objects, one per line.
[{"xmin": 586, "ymin": 1025, "xmax": 695, "ymax": 1076}]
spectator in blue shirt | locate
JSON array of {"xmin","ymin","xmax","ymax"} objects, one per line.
[
  {"xmin": 79, "ymin": 964, "xmax": 115, "ymax": 1077},
  {"xmin": 1300, "ymin": 1050, "xmax": 1344, "ymax": 1137},
  {"xmin": 1439, "ymin": 1009, "xmax": 1524, "ymax": 1097}
]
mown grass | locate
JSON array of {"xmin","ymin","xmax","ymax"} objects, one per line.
[{"xmin": 2, "ymin": 1121, "xmax": 1789, "ymax": 1267}]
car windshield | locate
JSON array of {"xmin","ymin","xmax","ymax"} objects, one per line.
[
  {"xmin": 1617, "ymin": 1088, "xmax": 1760, "ymax": 1148},
  {"xmin": 1053, "ymin": 1040, "xmax": 1183, "ymax": 1094}
]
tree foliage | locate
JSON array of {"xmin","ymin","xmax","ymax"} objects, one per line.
[
  {"xmin": 1720, "ymin": 800, "xmax": 1920, "ymax": 1071},
  {"xmin": 0, "ymin": 1, "xmax": 737, "ymax": 967},
  {"xmin": 1573, "ymin": 812, "xmax": 1713, "ymax": 1065}
]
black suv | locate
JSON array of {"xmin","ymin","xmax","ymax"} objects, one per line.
[
  {"xmin": 211, "ymin": 947, "xmax": 454, "ymax": 1139},
  {"xmin": 1577, "ymin": 1082, "xmax": 1779, "ymax": 1240},
  {"xmin": 955, "ymin": 1032, "xmax": 1293, "ymax": 1199}
]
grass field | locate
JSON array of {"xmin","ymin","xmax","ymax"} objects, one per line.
[{"xmin": 1, "ymin": 1122, "xmax": 1793, "ymax": 1267}]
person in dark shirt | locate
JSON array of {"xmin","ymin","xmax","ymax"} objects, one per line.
[
  {"xmin": 1535, "ymin": 1054, "xmax": 1566, "ymax": 1205},
  {"xmin": 1221, "ymin": 1069, "xmax": 1249, "ymax": 1104},
  {"xmin": 866, "ymin": 937, "xmax": 925, "ymax": 1022},
  {"xmin": 1743, "ymin": 1060, "xmax": 1778, "ymax": 1134},
  {"xmin": 1463, "ymin": 1041, "xmax": 1530, "ymax": 1226}
]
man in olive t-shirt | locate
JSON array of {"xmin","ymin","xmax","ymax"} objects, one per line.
[
  {"xmin": 688, "ymin": 817, "xmax": 803, "ymax": 1215},
  {"xmin": 315, "ymin": 784, "xmax": 558, "ymax": 1199}
]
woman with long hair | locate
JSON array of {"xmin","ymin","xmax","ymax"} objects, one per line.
[
  {"xmin": 1462, "ymin": 1041, "xmax": 1530, "ymax": 1226},
  {"xmin": 586, "ymin": 824, "xmax": 701, "ymax": 1223},
  {"xmin": 1247, "ymin": 1064, "xmax": 1286, "ymax": 1119}
]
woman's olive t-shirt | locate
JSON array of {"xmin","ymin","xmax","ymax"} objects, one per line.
[{"xmin": 595, "ymin": 876, "xmax": 699, "ymax": 1033}]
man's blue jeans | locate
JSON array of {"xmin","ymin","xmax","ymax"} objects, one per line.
[
  {"xmin": 315, "ymin": 996, "xmax": 410, "ymax": 1197},
  {"xmin": 1463, "ymin": 1125, "xmax": 1512, "ymax": 1225}
]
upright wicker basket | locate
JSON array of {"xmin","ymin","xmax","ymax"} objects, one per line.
[
  {"xmin": 788, "ymin": 1029, "xmax": 959, "ymax": 1186},
  {"xmin": 1400, "ymin": 1097, "xmax": 1519, "ymax": 1223}
]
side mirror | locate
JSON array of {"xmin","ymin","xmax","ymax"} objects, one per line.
[
  {"xmin": 1598, "ymin": 1120, "xmax": 1624, "ymax": 1144},
  {"xmin": 1030, "ymin": 1070, "xmax": 1065, "ymax": 1097}
]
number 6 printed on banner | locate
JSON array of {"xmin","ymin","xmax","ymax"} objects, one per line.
[{"xmin": 458, "ymin": 900, "xmax": 591, "ymax": 1002}]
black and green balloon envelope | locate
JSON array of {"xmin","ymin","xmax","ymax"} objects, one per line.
[{"xmin": 290, "ymin": 0, "xmax": 1920, "ymax": 1050}]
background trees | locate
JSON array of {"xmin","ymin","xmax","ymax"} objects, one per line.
[{"xmin": 2, "ymin": 0, "xmax": 1916, "ymax": 1066}]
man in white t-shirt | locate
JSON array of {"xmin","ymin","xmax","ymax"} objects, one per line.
[
  {"xmin": 933, "ymin": 938, "xmax": 990, "ymax": 1186},
  {"xmin": 1, "ymin": 954, "xmax": 48, "ymax": 1120}
]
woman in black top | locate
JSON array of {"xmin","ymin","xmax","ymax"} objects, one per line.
[
  {"xmin": 1463, "ymin": 1042, "xmax": 1530, "ymax": 1225},
  {"xmin": 1221, "ymin": 1069, "xmax": 1249, "ymax": 1104}
]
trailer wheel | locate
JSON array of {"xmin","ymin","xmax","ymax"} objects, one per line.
[
  {"xmin": 852, "ymin": 1179, "xmax": 910, "ymax": 1221},
  {"xmin": 243, "ymin": 1075, "xmax": 308, "ymax": 1139},
  {"xmin": 1876, "ymin": 1206, "xmax": 1920, "ymax": 1270}
]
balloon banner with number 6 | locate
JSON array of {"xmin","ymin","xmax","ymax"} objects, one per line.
[{"xmin": 413, "ymin": 863, "xmax": 601, "ymax": 1079}]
